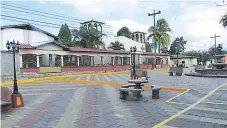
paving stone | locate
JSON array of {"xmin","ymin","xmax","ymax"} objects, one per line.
[{"xmin": 2, "ymin": 70, "xmax": 227, "ymax": 128}]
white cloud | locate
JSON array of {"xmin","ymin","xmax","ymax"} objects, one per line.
[
  {"xmin": 106, "ymin": 19, "xmax": 149, "ymax": 34},
  {"xmin": 30, "ymin": 0, "xmax": 227, "ymax": 51},
  {"xmin": 170, "ymin": 3, "xmax": 227, "ymax": 51}
]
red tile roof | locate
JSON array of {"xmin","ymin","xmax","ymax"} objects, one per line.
[
  {"xmin": 19, "ymin": 44, "xmax": 33, "ymax": 49},
  {"xmin": 69, "ymin": 47, "xmax": 130, "ymax": 54}
]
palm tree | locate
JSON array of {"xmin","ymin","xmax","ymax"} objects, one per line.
[
  {"xmin": 108, "ymin": 41, "xmax": 125, "ymax": 50},
  {"xmin": 147, "ymin": 18, "xmax": 171, "ymax": 53},
  {"xmin": 220, "ymin": 13, "xmax": 227, "ymax": 28},
  {"xmin": 71, "ymin": 26, "xmax": 105, "ymax": 49}
]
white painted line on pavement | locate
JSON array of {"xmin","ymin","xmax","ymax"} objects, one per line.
[
  {"xmin": 161, "ymin": 125, "xmax": 178, "ymax": 128},
  {"xmin": 152, "ymin": 82, "xmax": 227, "ymax": 128},
  {"xmin": 179, "ymin": 114, "xmax": 227, "ymax": 125},
  {"xmin": 192, "ymin": 107, "xmax": 227, "ymax": 113},
  {"xmin": 56, "ymin": 88, "xmax": 85, "ymax": 128}
]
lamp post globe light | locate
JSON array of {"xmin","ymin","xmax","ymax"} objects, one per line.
[{"xmin": 6, "ymin": 40, "xmax": 24, "ymax": 108}]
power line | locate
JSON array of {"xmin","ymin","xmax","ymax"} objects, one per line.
[
  {"xmin": 1, "ymin": 14, "xmax": 79, "ymax": 29},
  {"xmin": 1, "ymin": 6, "xmax": 82, "ymax": 24},
  {"xmin": 1, "ymin": 2, "xmax": 118, "ymax": 29},
  {"xmin": 1, "ymin": 17, "xmax": 115, "ymax": 35},
  {"xmin": 1, "ymin": 2, "xmax": 142, "ymax": 32},
  {"xmin": 1, "ymin": 2, "xmax": 85, "ymax": 22},
  {"xmin": 1, "ymin": 18, "xmax": 61, "ymax": 29}
]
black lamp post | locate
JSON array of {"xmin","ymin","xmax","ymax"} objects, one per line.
[
  {"xmin": 175, "ymin": 46, "xmax": 179, "ymax": 67},
  {"xmin": 130, "ymin": 46, "xmax": 137, "ymax": 77},
  {"xmin": 6, "ymin": 40, "xmax": 24, "ymax": 108},
  {"xmin": 6, "ymin": 40, "xmax": 20, "ymax": 94}
]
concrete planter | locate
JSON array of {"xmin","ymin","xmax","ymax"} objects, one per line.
[
  {"xmin": 168, "ymin": 67, "xmax": 183, "ymax": 76},
  {"xmin": 194, "ymin": 65, "xmax": 206, "ymax": 70}
]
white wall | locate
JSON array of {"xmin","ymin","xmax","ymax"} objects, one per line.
[
  {"xmin": 170, "ymin": 58, "xmax": 197, "ymax": 67},
  {"xmin": 1, "ymin": 28, "xmax": 24, "ymax": 51},
  {"xmin": 30, "ymin": 31, "xmax": 54, "ymax": 45},
  {"xmin": 103, "ymin": 36, "xmax": 145, "ymax": 52},
  {"xmin": 1, "ymin": 28, "xmax": 54, "ymax": 51},
  {"xmin": 37, "ymin": 43, "xmax": 63, "ymax": 51}
]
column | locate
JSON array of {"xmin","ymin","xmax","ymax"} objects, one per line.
[
  {"xmin": 121, "ymin": 57, "xmax": 123, "ymax": 65},
  {"xmin": 77, "ymin": 56, "xmax": 80, "ymax": 66},
  {"xmin": 19, "ymin": 55, "xmax": 23, "ymax": 68},
  {"xmin": 36, "ymin": 55, "xmax": 40, "ymax": 67},
  {"xmin": 112, "ymin": 57, "xmax": 115, "ymax": 65},
  {"xmin": 92, "ymin": 56, "xmax": 95, "ymax": 66},
  {"xmin": 129, "ymin": 57, "xmax": 131, "ymax": 65},
  {"xmin": 61, "ymin": 55, "xmax": 64, "ymax": 67},
  {"xmin": 100, "ymin": 56, "xmax": 103, "ymax": 65}
]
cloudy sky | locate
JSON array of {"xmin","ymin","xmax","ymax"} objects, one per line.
[{"xmin": 1, "ymin": 0, "xmax": 227, "ymax": 51}]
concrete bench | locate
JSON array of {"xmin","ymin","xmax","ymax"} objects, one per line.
[
  {"xmin": 1, "ymin": 87, "xmax": 12, "ymax": 112},
  {"xmin": 169, "ymin": 67, "xmax": 183, "ymax": 76}
]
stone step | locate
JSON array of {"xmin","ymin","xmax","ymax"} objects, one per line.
[{"xmin": 1, "ymin": 101, "xmax": 12, "ymax": 113}]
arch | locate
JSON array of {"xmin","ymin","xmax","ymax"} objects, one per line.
[
  {"xmin": 88, "ymin": 23, "xmax": 92, "ymax": 29},
  {"xmin": 84, "ymin": 24, "xmax": 87, "ymax": 29},
  {"xmin": 94, "ymin": 23, "xmax": 98, "ymax": 29},
  {"xmin": 136, "ymin": 34, "xmax": 139, "ymax": 42},
  {"xmin": 132, "ymin": 34, "xmax": 135, "ymax": 40},
  {"xmin": 98, "ymin": 24, "xmax": 103, "ymax": 40},
  {"xmin": 140, "ymin": 34, "xmax": 143, "ymax": 43}
]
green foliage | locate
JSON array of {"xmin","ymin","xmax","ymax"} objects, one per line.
[
  {"xmin": 169, "ymin": 37, "xmax": 187, "ymax": 54},
  {"xmin": 160, "ymin": 47, "xmax": 168, "ymax": 53},
  {"xmin": 147, "ymin": 18, "xmax": 171, "ymax": 53},
  {"xmin": 58, "ymin": 24, "xmax": 73, "ymax": 46},
  {"xmin": 220, "ymin": 13, "xmax": 227, "ymax": 28},
  {"xmin": 145, "ymin": 42, "xmax": 152, "ymax": 52},
  {"xmin": 72, "ymin": 26, "xmax": 105, "ymax": 49},
  {"xmin": 117, "ymin": 27, "xmax": 131, "ymax": 38},
  {"xmin": 184, "ymin": 50, "xmax": 209, "ymax": 65},
  {"xmin": 58, "ymin": 23, "xmax": 105, "ymax": 49},
  {"xmin": 108, "ymin": 41, "xmax": 125, "ymax": 50}
]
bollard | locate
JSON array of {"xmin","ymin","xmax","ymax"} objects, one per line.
[{"xmin": 152, "ymin": 87, "xmax": 161, "ymax": 99}]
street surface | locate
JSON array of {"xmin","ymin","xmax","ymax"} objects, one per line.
[{"xmin": 1, "ymin": 68, "xmax": 227, "ymax": 128}]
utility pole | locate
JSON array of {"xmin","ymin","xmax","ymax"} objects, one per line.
[
  {"xmin": 148, "ymin": 10, "xmax": 161, "ymax": 68},
  {"xmin": 210, "ymin": 34, "xmax": 220, "ymax": 63}
]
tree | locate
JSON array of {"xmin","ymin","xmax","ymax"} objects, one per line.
[
  {"xmin": 71, "ymin": 26, "xmax": 105, "ymax": 49},
  {"xmin": 108, "ymin": 41, "xmax": 125, "ymax": 50},
  {"xmin": 169, "ymin": 37, "xmax": 187, "ymax": 54},
  {"xmin": 117, "ymin": 27, "xmax": 131, "ymax": 38},
  {"xmin": 147, "ymin": 18, "xmax": 171, "ymax": 53},
  {"xmin": 160, "ymin": 47, "xmax": 168, "ymax": 53},
  {"xmin": 58, "ymin": 24, "xmax": 73, "ymax": 47},
  {"xmin": 220, "ymin": 13, "xmax": 227, "ymax": 28},
  {"xmin": 145, "ymin": 42, "xmax": 152, "ymax": 52}
]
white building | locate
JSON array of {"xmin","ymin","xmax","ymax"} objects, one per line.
[
  {"xmin": 103, "ymin": 35, "xmax": 145, "ymax": 52},
  {"xmin": 169, "ymin": 55, "xmax": 197, "ymax": 67},
  {"xmin": 1, "ymin": 24, "xmax": 170, "ymax": 75}
]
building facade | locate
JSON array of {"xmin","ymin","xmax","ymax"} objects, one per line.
[{"xmin": 1, "ymin": 24, "xmax": 170, "ymax": 75}]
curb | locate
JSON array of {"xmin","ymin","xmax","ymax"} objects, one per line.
[
  {"xmin": 185, "ymin": 73, "xmax": 227, "ymax": 78},
  {"xmin": 1, "ymin": 70, "xmax": 128, "ymax": 86}
]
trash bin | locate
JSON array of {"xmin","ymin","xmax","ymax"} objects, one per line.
[{"xmin": 152, "ymin": 87, "xmax": 160, "ymax": 99}]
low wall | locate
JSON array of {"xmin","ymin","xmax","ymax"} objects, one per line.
[
  {"xmin": 19, "ymin": 64, "xmax": 166, "ymax": 74},
  {"xmin": 195, "ymin": 69, "xmax": 227, "ymax": 75},
  {"xmin": 195, "ymin": 65, "xmax": 206, "ymax": 70}
]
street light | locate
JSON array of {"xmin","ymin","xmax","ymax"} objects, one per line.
[
  {"xmin": 175, "ymin": 46, "xmax": 179, "ymax": 67},
  {"xmin": 6, "ymin": 40, "xmax": 24, "ymax": 108},
  {"xmin": 130, "ymin": 46, "xmax": 137, "ymax": 79}
]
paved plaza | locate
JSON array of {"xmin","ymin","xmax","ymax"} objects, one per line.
[{"xmin": 1, "ymin": 68, "xmax": 227, "ymax": 128}]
